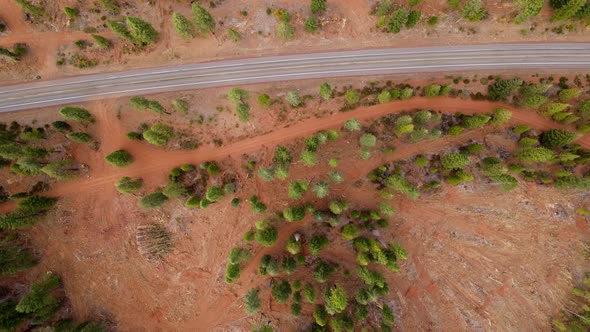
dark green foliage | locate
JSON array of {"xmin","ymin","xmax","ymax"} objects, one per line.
[
  {"xmin": 314, "ymin": 305, "xmax": 328, "ymax": 326},
  {"xmin": 107, "ymin": 20, "xmax": 135, "ymax": 44},
  {"xmin": 384, "ymin": 175, "xmax": 420, "ymax": 199},
  {"xmin": 552, "ymin": 0, "xmax": 586, "ymax": 20},
  {"xmin": 305, "ymin": 17, "xmax": 318, "ymax": 32},
  {"xmin": 462, "ymin": 114, "xmax": 491, "ymax": 129},
  {"xmin": 104, "ymin": 149, "xmax": 133, "ymax": 167},
  {"xmin": 192, "ymin": 3, "xmax": 216, "ymax": 34},
  {"xmin": 59, "ymin": 106, "xmax": 93, "ymax": 123},
  {"xmin": 244, "ymin": 289, "xmax": 261, "ymax": 315},
  {"xmin": 313, "ymin": 261, "xmax": 335, "ymax": 283},
  {"xmin": 282, "ymin": 256, "xmax": 297, "ymax": 274},
  {"xmin": 66, "ymin": 132, "xmax": 92, "ymax": 143},
  {"xmin": 387, "ymin": 8, "xmax": 409, "ymax": 33},
  {"xmin": 283, "ymin": 206, "xmax": 305, "ymax": 222},
  {"xmin": 41, "ymin": 161, "xmax": 80, "ymax": 180},
  {"xmin": 126, "ymin": 16, "xmax": 159, "ymax": 45},
  {"xmin": 255, "ymin": 226, "xmax": 278, "ymax": 247},
  {"xmin": 311, "ymin": 0, "xmax": 327, "ymax": 14},
  {"xmin": 460, "ymin": 0, "xmax": 487, "ymax": 21},
  {"xmin": 99, "ymin": 0, "xmax": 120, "ymax": 15},
  {"xmin": 14, "ymin": 0, "xmax": 45, "ymax": 18},
  {"xmin": 19, "ymin": 127, "xmax": 44, "ymax": 141},
  {"xmin": 0, "ymin": 233, "xmax": 37, "ymax": 275},
  {"xmin": 236, "ymin": 103, "xmax": 250, "ymax": 121},
  {"xmin": 63, "ymin": 7, "xmax": 79, "ymax": 20},
  {"xmin": 139, "ymin": 192, "xmax": 168, "ymax": 209},
  {"xmin": 52, "ymin": 121, "xmax": 72, "ymax": 132},
  {"xmin": 488, "ymin": 78, "xmax": 524, "ymax": 101},
  {"xmin": 303, "ymin": 283, "xmax": 316, "ymax": 303},
  {"xmin": 205, "ymin": 186, "xmax": 223, "ymax": 202},
  {"xmin": 0, "ymin": 43, "xmax": 27, "ymax": 61},
  {"xmin": 130, "ymin": 96, "xmax": 150, "ymax": 110},
  {"xmin": 0, "ymin": 301, "xmax": 28, "ymax": 331},
  {"xmin": 115, "ymin": 177, "xmax": 143, "ymax": 194},
  {"xmin": 271, "ymin": 280, "xmax": 292, "ymax": 303},
  {"xmin": 308, "ymin": 234, "xmax": 329, "ymax": 256},
  {"xmin": 16, "ymin": 272, "xmax": 61, "ymax": 322},
  {"xmin": 126, "ymin": 132, "xmax": 142, "ymax": 140},
  {"xmin": 490, "ymin": 108, "xmax": 512, "ymax": 126},
  {"xmin": 319, "ymin": 82, "xmax": 333, "ymax": 100},
  {"xmin": 554, "ymin": 176, "xmax": 590, "ymax": 190},
  {"xmin": 274, "ymin": 146, "xmax": 293, "ymax": 164},
  {"xmin": 288, "ymin": 180, "xmax": 308, "ymax": 199},
  {"xmin": 515, "ymin": 0, "xmax": 543, "ymax": 23},
  {"xmin": 91, "ymin": 34, "xmax": 111, "ymax": 49},
  {"xmin": 441, "ymin": 152, "xmax": 469, "ymax": 170},
  {"xmin": 173, "ymin": 12, "xmax": 196, "ymax": 39},
  {"xmin": 249, "ymin": 195, "xmax": 267, "ymax": 214},
  {"xmin": 540, "ymin": 129, "xmax": 579, "ymax": 148},
  {"xmin": 257, "ymin": 94, "xmax": 271, "ymax": 108},
  {"xmin": 517, "ymin": 147, "xmax": 555, "ymax": 163},
  {"xmin": 163, "ymin": 181, "xmax": 188, "ymax": 199},
  {"xmin": 406, "ymin": 10, "xmax": 421, "ymax": 27},
  {"xmin": 0, "ymin": 195, "xmax": 58, "ymax": 229}
]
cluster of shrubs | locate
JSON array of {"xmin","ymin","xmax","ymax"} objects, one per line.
[{"xmin": 374, "ymin": 0, "xmax": 423, "ymax": 33}]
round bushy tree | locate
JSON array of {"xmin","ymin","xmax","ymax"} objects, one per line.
[
  {"xmin": 539, "ymin": 129, "xmax": 579, "ymax": 148},
  {"xmin": 104, "ymin": 149, "xmax": 133, "ymax": 167},
  {"xmin": 255, "ymin": 226, "xmax": 278, "ymax": 247},
  {"xmin": 324, "ymin": 285, "xmax": 348, "ymax": 314},
  {"xmin": 271, "ymin": 280, "xmax": 292, "ymax": 304},
  {"xmin": 139, "ymin": 192, "xmax": 168, "ymax": 209},
  {"xmin": 440, "ymin": 152, "xmax": 469, "ymax": 171}
]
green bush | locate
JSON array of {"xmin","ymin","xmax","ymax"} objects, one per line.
[
  {"xmin": 172, "ymin": 12, "xmax": 196, "ymax": 39},
  {"xmin": 462, "ymin": 114, "xmax": 491, "ymax": 129},
  {"xmin": 311, "ymin": 0, "xmax": 327, "ymax": 14},
  {"xmin": 552, "ymin": 0, "xmax": 586, "ymax": 20},
  {"xmin": 329, "ymin": 200, "xmax": 348, "ymax": 215},
  {"xmin": 441, "ymin": 152, "xmax": 469, "ymax": 170},
  {"xmin": 303, "ymin": 283, "xmax": 316, "ymax": 303},
  {"xmin": 274, "ymin": 146, "xmax": 293, "ymax": 164},
  {"xmin": 277, "ymin": 22, "xmax": 295, "ymax": 40},
  {"xmin": 16, "ymin": 272, "xmax": 60, "ymax": 322},
  {"xmin": 488, "ymin": 78, "xmax": 523, "ymax": 101},
  {"xmin": 286, "ymin": 234, "xmax": 302, "ymax": 254},
  {"xmin": 14, "ymin": 0, "xmax": 45, "ymax": 18},
  {"xmin": 271, "ymin": 280, "xmax": 292, "ymax": 303},
  {"xmin": 244, "ymin": 289, "xmax": 261, "ymax": 315},
  {"xmin": 387, "ymin": 8, "xmax": 409, "ymax": 33},
  {"xmin": 313, "ymin": 261, "xmax": 335, "ymax": 283},
  {"xmin": 314, "ymin": 305, "xmax": 328, "ymax": 326},
  {"xmin": 324, "ymin": 285, "xmax": 348, "ymax": 314},
  {"xmin": 286, "ymin": 91, "xmax": 302, "ymax": 107},
  {"xmin": 288, "ymin": 181, "xmax": 308, "ymax": 200},
  {"xmin": 341, "ymin": 223, "xmax": 358, "ymax": 240},
  {"xmin": 172, "ymin": 98, "xmax": 189, "ymax": 113},
  {"xmin": 424, "ymin": 84, "xmax": 441, "ymax": 97},
  {"xmin": 91, "ymin": 34, "xmax": 111, "ymax": 49},
  {"xmin": 115, "ymin": 177, "xmax": 143, "ymax": 194},
  {"xmin": 343, "ymin": 118, "xmax": 362, "ymax": 132},
  {"xmin": 345, "ymin": 89, "xmax": 361, "ymax": 104},
  {"xmin": 139, "ymin": 192, "xmax": 168, "ymax": 209},
  {"xmin": 255, "ymin": 226, "xmax": 278, "ymax": 247},
  {"xmin": 329, "ymin": 170, "xmax": 345, "ymax": 184},
  {"xmin": 539, "ymin": 129, "xmax": 579, "ymax": 148},
  {"xmin": 359, "ymin": 134, "xmax": 377, "ymax": 147},
  {"xmin": 305, "ymin": 17, "xmax": 318, "ymax": 32},
  {"xmin": 126, "ymin": 17, "xmax": 159, "ymax": 45},
  {"xmin": 460, "ymin": 0, "xmax": 487, "ymax": 21},
  {"xmin": 99, "ymin": 0, "xmax": 119, "ymax": 15},
  {"xmin": 559, "ymin": 88, "xmax": 583, "ymax": 101},
  {"xmin": 163, "ymin": 181, "xmax": 188, "ymax": 199},
  {"xmin": 59, "ymin": 106, "xmax": 93, "ymax": 123},
  {"xmin": 192, "ymin": 3, "xmax": 216, "ymax": 34},
  {"xmin": 490, "ymin": 108, "xmax": 512, "ymax": 126},
  {"xmin": 319, "ymin": 82, "xmax": 333, "ymax": 100},
  {"xmin": 51, "ymin": 121, "xmax": 72, "ymax": 132},
  {"xmin": 143, "ymin": 123, "xmax": 173, "ymax": 146},
  {"xmin": 521, "ymin": 94, "xmax": 548, "ymax": 108},
  {"xmin": 378, "ymin": 90, "xmax": 392, "ymax": 104},
  {"xmin": 312, "ymin": 181, "xmax": 330, "ymax": 198},
  {"xmin": 257, "ymin": 94, "xmax": 271, "ymax": 108},
  {"xmin": 308, "ymin": 234, "xmax": 329, "ymax": 256},
  {"xmin": 104, "ymin": 149, "xmax": 133, "ymax": 167},
  {"xmin": 66, "ymin": 132, "xmax": 92, "ymax": 143},
  {"xmin": 514, "ymin": 0, "xmax": 543, "ymax": 23},
  {"xmin": 63, "ymin": 7, "xmax": 79, "ymax": 20},
  {"xmin": 517, "ymin": 147, "xmax": 555, "ymax": 163},
  {"xmin": 257, "ymin": 166, "xmax": 274, "ymax": 182},
  {"xmin": 406, "ymin": 10, "xmax": 421, "ymax": 27},
  {"xmin": 300, "ymin": 150, "xmax": 317, "ymax": 166}
]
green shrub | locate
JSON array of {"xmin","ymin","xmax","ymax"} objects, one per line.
[
  {"xmin": 313, "ymin": 261, "xmax": 335, "ymax": 283},
  {"xmin": 559, "ymin": 88, "xmax": 583, "ymax": 101},
  {"xmin": 514, "ymin": 0, "xmax": 543, "ymax": 23},
  {"xmin": 424, "ymin": 84, "xmax": 441, "ymax": 97},
  {"xmin": 441, "ymin": 152, "xmax": 469, "ymax": 170},
  {"xmin": 286, "ymin": 91, "xmax": 302, "ymax": 107},
  {"xmin": 257, "ymin": 166, "xmax": 274, "ymax": 182},
  {"xmin": 488, "ymin": 78, "xmax": 523, "ymax": 101},
  {"xmin": 329, "ymin": 200, "xmax": 348, "ymax": 214},
  {"xmin": 427, "ymin": 16, "xmax": 439, "ymax": 25},
  {"xmin": 300, "ymin": 150, "xmax": 317, "ymax": 166},
  {"xmin": 271, "ymin": 280, "xmax": 292, "ymax": 303},
  {"xmin": 462, "ymin": 114, "xmax": 491, "ymax": 129},
  {"xmin": 324, "ymin": 285, "xmax": 348, "ymax": 314},
  {"xmin": 378, "ymin": 90, "xmax": 392, "ymax": 104},
  {"xmin": 314, "ymin": 305, "xmax": 328, "ymax": 326},
  {"xmin": 257, "ymin": 94, "xmax": 271, "ymax": 108},
  {"xmin": 286, "ymin": 234, "xmax": 302, "ymax": 254},
  {"xmin": 460, "ymin": 0, "xmax": 487, "ymax": 21},
  {"xmin": 243, "ymin": 289, "xmax": 261, "ymax": 315},
  {"xmin": 490, "ymin": 108, "xmax": 512, "ymax": 126},
  {"xmin": 99, "ymin": 0, "xmax": 119, "ymax": 14},
  {"xmin": 308, "ymin": 234, "xmax": 329, "ymax": 256},
  {"xmin": 312, "ymin": 181, "xmax": 330, "ymax": 198},
  {"xmin": 192, "ymin": 3, "xmax": 216, "ymax": 34},
  {"xmin": 139, "ymin": 192, "xmax": 168, "ymax": 209},
  {"xmin": 255, "ymin": 226, "xmax": 278, "ymax": 247},
  {"xmin": 277, "ymin": 22, "xmax": 295, "ymax": 40},
  {"xmin": 51, "ymin": 121, "xmax": 72, "ymax": 132},
  {"xmin": 552, "ymin": 0, "xmax": 586, "ymax": 21},
  {"xmin": 115, "ymin": 177, "xmax": 143, "ymax": 194},
  {"xmin": 359, "ymin": 134, "xmax": 377, "ymax": 147},
  {"xmin": 311, "ymin": 0, "xmax": 327, "ymax": 14},
  {"xmin": 517, "ymin": 147, "xmax": 555, "ymax": 163},
  {"xmin": 14, "ymin": 0, "xmax": 45, "ymax": 18},
  {"xmin": 172, "ymin": 12, "xmax": 196, "ymax": 39},
  {"xmin": 63, "ymin": 7, "xmax": 79, "ymax": 19},
  {"xmin": 329, "ymin": 170, "xmax": 345, "ymax": 184},
  {"xmin": 319, "ymin": 82, "xmax": 333, "ymax": 100},
  {"xmin": 288, "ymin": 181, "xmax": 308, "ymax": 199},
  {"xmin": 59, "ymin": 106, "xmax": 93, "ymax": 123},
  {"xmin": 341, "ymin": 223, "xmax": 358, "ymax": 240},
  {"xmin": 343, "ymin": 118, "xmax": 362, "ymax": 132},
  {"xmin": 387, "ymin": 8, "xmax": 409, "ymax": 33},
  {"xmin": 345, "ymin": 89, "xmax": 361, "ymax": 104},
  {"xmin": 274, "ymin": 146, "xmax": 293, "ymax": 164},
  {"xmin": 16, "ymin": 272, "xmax": 60, "ymax": 322},
  {"xmin": 521, "ymin": 94, "xmax": 548, "ymax": 108},
  {"xmin": 406, "ymin": 10, "xmax": 421, "ymax": 27},
  {"xmin": 305, "ymin": 17, "xmax": 318, "ymax": 32},
  {"xmin": 66, "ymin": 132, "xmax": 92, "ymax": 143},
  {"xmin": 105, "ymin": 150, "xmax": 133, "ymax": 167},
  {"xmin": 163, "ymin": 182, "xmax": 188, "ymax": 199},
  {"xmin": 304, "ymin": 283, "xmax": 316, "ymax": 303},
  {"xmin": 143, "ymin": 123, "xmax": 173, "ymax": 146},
  {"xmin": 540, "ymin": 129, "xmax": 579, "ymax": 148},
  {"xmin": 126, "ymin": 16, "xmax": 159, "ymax": 45}
]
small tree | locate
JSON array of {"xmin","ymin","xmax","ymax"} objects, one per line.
[
  {"xmin": 115, "ymin": 177, "xmax": 143, "ymax": 194},
  {"xmin": 319, "ymin": 82, "xmax": 333, "ymax": 100},
  {"xmin": 274, "ymin": 146, "xmax": 293, "ymax": 164},
  {"xmin": 257, "ymin": 94, "xmax": 271, "ymax": 108},
  {"xmin": 130, "ymin": 96, "xmax": 150, "ymax": 110},
  {"xmin": 314, "ymin": 305, "xmax": 328, "ymax": 326},
  {"xmin": 313, "ymin": 261, "xmax": 335, "ymax": 283},
  {"xmin": 517, "ymin": 147, "xmax": 555, "ymax": 163},
  {"xmin": 163, "ymin": 181, "xmax": 188, "ymax": 199},
  {"xmin": 329, "ymin": 200, "xmax": 348, "ymax": 215},
  {"xmin": 91, "ymin": 34, "xmax": 111, "ymax": 49},
  {"xmin": 286, "ymin": 91, "xmax": 302, "ymax": 107},
  {"xmin": 490, "ymin": 108, "xmax": 512, "ymax": 125},
  {"xmin": 286, "ymin": 234, "xmax": 302, "ymax": 254},
  {"xmin": 192, "ymin": 3, "xmax": 216, "ymax": 34},
  {"xmin": 172, "ymin": 12, "xmax": 196, "ymax": 39},
  {"xmin": 143, "ymin": 123, "xmax": 173, "ymax": 146},
  {"xmin": 16, "ymin": 272, "xmax": 61, "ymax": 322},
  {"xmin": 308, "ymin": 234, "xmax": 329, "ymax": 256},
  {"xmin": 343, "ymin": 118, "xmax": 361, "ymax": 132},
  {"xmin": 488, "ymin": 78, "xmax": 523, "ymax": 101},
  {"xmin": 558, "ymin": 88, "xmax": 583, "ymax": 101},
  {"xmin": 139, "ymin": 192, "xmax": 168, "ymax": 209},
  {"xmin": 329, "ymin": 170, "xmax": 344, "ymax": 184},
  {"xmin": 107, "ymin": 20, "xmax": 135, "ymax": 44},
  {"xmin": 324, "ymin": 285, "xmax": 348, "ymax": 314},
  {"xmin": 462, "ymin": 114, "xmax": 491, "ymax": 129},
  {"xmin": 104, "ymin": 149, "xmax": 133, "ymax": 167},
  {"xmin": 63, "ymin": 7, "xmax": 79, "ymax": 20},
  {"xmin": 441, "ymin": 152, "xmax": 469, "ymax": 171},
  {"xmin": 305, "ymin": 17, "xmax": 318, "ymax": 32},
  {"xmin": 255, "ymin": 226, "xmax": 278, "ymax": 247},
  {"xmin": 271, "ymin": 280, "xmax": 292, "ymax": 303},
  {"xmin": 277, "ymin": 22, "xmax": 295, "ymax": 40},
  {"xmin": 552, "ymin": 0, "xmax": 586, "ymax": 21},
  {"xmin": 41, "ymin": 161, "xmax": 80, "ymax": 180},
  {"xmin": 387, "ymin": 8, "xmax": 409, "ymax": 33},
  {"xmin": 126, "ymin": 16, "xmax": 159, "ymax": 45},
  {"xmin": 313, "ymin": 181, "xmax": 330, "ymax": 198},
  {"xmin": 59, "ymin": 106, "xmax": 93, "ymax": 123},
  {"xmin": 424, "ymin": 84, "xmax": 441, "ymax": 97},
  {"xmin": 228, "ymin": 88, "xmax": 249, "ymax": 104},
  {"xmin": 359, "ymin": 134, "xmax": 377, "ymax": 147},
  {"xmin": 400, "ymin": 87, "xmax": 414, "ymax": 99},
  {"xmin": 539, "ymin": 129, "xmax": 579, "ymax": 148},
  {"xmin": 460, "ymin": 0, "xmax": 487, "ymax": 21},
  {"xmin": 288, "ymin": 181, "xmax": 309, "ymax": 199},
  {"xmin": 236, "ymin": 103, "xmax": 250, "ymax": 121},
  {"xmin": 341, "ymin": 223, "xmax": 358, "ymax": 240},
  {"xmin": 345, "ymin": 89, "xmax": 361, "ymax": 104},
  {"xmin": 311, "ymin": 0, "xmax": 327, "ymax": 14},
  {"xmin": 244, "ymin": 289, "xmax": 261, "ymax": 315},
  {"xmin": 378, "ymin": 90, "xmax": 392, "ymax": 104},
  {"xmin": 66, "ymin": 132, "xmax": 92, "ymax": 143}
]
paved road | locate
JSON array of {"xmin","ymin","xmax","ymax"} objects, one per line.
[{"xmin": 1, "ymin": 43, "xmax": 590, "ymax": 112}]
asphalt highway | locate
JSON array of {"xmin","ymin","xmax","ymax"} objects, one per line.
[{"xmin": 1, "ymin": 43, "xmax": 590, "ymax": 112}]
